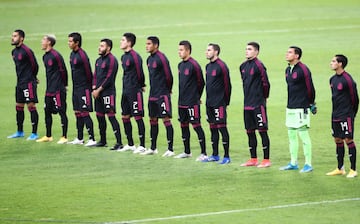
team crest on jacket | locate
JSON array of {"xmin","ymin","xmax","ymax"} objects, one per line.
[
  {"xmin": 73, "ymin": 57, "xmax": 77, "ymax": 64},
  {"xmin": 292, "ymin": 72, "xmax": 297, "ymax": 79},
  {"xmin": 211, "ymin": 69, "xmax": 216, "ymax": 76},
  {"xmin": 337, "ymin": 83, "xmax": 343, "ymax": 90},
  {"xmin": 184, "ymin": 68, "xmax": 190, "ymax": 75},
  {"xmin": 101, "ymin": 62, "xmax": 106, "ymax": 68},
  {"xmin": 18, "ymin": 53, "xmax": 23, "ymax": 60},
  {"xmin": 152, "ymin": 61, "xmax": 157, "ymax": 68},
  {"xmin": 126, "ymin": 59, "xmax": 130, "ymax": 66},
  {"xmin": 48, "ymin": 59, "xmax": 53, "ymax": 66},
  {"xmin": 250, "ymin": 68, "xmax": 254, "ymax": 75}
]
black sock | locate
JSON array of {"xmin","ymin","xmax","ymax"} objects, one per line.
[
  {"xmin": 164, "ymin": 120, "xmax": 174, "ymax": 151},
  {"xmin": 108, "ymin": 114, "xmax": 122, "ymax": 145},
  {"xmin": 29, "ymin": 107, "xmax": 39, "ymax": 134},
  {"xmin": 219, "ymin": 125, "xmax": 230, "ymax": 158},
  {"xmin": 76, "ymin": 113, "xmax": 84, "ymax": 140},
  {"xmin": 347, "ymin": 142, "xmax": 357, "ymax": 170},
  {"xmin": 247, "ymin": 130, "xmax": 257, "ymax": 158},
  {"xmin": 97, "ymin": 114, "xmax": 107, "ymax": 144},
  {"xmin": 136, "ymin": 117, "xmax": 145, "ymax": 147},
  {"xmin": 123, "ymin": 117, "xmax": 134, "ymax": 146},
  {"xmin": 150, "ymin": 119, "xmax": 158, "ymax": 150},
  {"xmin": 59, "ymin": 111, "xmax": 68, "ymax": 138},
  {"xmin": 210, "ymin": 124, "xmax": 219, "ymax": 156},
  {"xmin": 83, "ymin": 113, "xmax": 95, "ymax": 141},
  {"xmin": 336, "ymin": 142, "xmax": 345, "ymax": 170},
  {"xmin": 194, "ymin": 125, "xmax": 206, "ymax": 155},
  {"xmin": 45, "ymin": 110, "xmax": 52, "ymax": 137},
  {"xmin": 16, "ymin": 106, "xmax": 24, "ymax": 132},
  {"xmin": 181, "ymin": 123, "xmax": 190, "ymax": 154},
  {"xmin": 260, "ymin": 131, "xmax": 270, "ymax": 159}
]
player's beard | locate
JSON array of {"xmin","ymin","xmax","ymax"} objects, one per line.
[
  {"xmin": 98, "ymin": 49, "xmax": 106, "ymax": 56},
  {"xmin": 11, "ymin": 40, "xmax": 19, "ymax": 46}
]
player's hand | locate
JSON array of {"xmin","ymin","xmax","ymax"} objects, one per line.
[
  {"xmin": 36, "ymin": 79, "xmax": 40, "ymax": 84},
  {"xmin": 92, "ymin": 89, "xmax": 100, "ymax": 99},
  {"xmin": 310, "ymin": 103, "xmax": 317, "ymax": 115},
  {"xmin": 141, "ymin": 87, "xmax": 146, "ymax": 92}
]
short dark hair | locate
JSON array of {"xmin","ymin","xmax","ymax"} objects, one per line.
[
  {"xmin": 101, "ymin": 38, "xmax": 113, "ymax": 50},
  {"xmin": 289, "ymin": 46, "xmax": 302, "ymax": 59},
  {"xmin": 46, "ymin": 34, "xmax": 56, "ymax": 47},
  {"xmin": 247, "ymin": 41, "xmax": 260, "ymax": 51},
  {"xmin": 14, "ymin": 29, "xmax": 25, "ymax": 38},
  {"xmin": 179, "ymin": 40, "xmax": 192, "ymax": 54},
  {"xmin": 335, "ymin": 54, "xmax": 348, "ymax": 68},
  {"xmin": 147, "ymin": 36, "xmax": 160, "ymax": 47},
  {"xmin": 123, "ymin": 32, "xmax": 136, "ymax": 47},
  {"xmin": 208, "ymin": 43, "xmax": 220, "ymax": 55},
  {"xmin": 68, "ymin": 32, "xmax": 82, "ymax": 47}
]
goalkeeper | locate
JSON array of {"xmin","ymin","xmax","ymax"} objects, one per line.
[{"xmin": 280, "ymin": 46, "xmax": 316, "ymax": 173}]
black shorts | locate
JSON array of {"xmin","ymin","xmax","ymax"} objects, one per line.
[
  {"xmin": 244, "ymin": 105, "xmax": 268, "ymax": 130},
  {"xmin": 45, "ymin": 91, "xmax": 67, "ymax": 114},
  {"xmin": 178, "ymin": 104, "xmax": 201, "ymax": 124},
  {"xmin": 206, "ymin": 105, "xmax": 227, "ymax": 124},
  {"xmin": 148, "ymin": 94, "xmax": 172, "ymax": 118},
  {"xmin": 121, "ymin": 91, "xmax": 144, "ymax": 117},
  {"xmin": 72, "ymin": 88, "xmax": 93, "ymax": 112},
  {"xmin": 332, "ymin": 117, "xmax": 355, "ymax": 139},
  {"xmin": 95, "ymin": 92, "xmax": 116, "ymax": 114},
  {"xmin": 15, "ymin": 82, "xmax": 38, "ymax": 104}
]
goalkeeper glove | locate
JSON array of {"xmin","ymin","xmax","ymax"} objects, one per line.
[{"xmin": 310, "ymin": 103, "xmax": 317, "ymax": 115}]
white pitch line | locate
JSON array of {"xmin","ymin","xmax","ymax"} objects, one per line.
[
  {"xmin": 1, "ymin": 15, "xmax": 359, "ymax": 40},
  {"xmin": 105, "ymin": 198, "xmax": 360, "ymax": 224},
  {"xmin": 3, "ymin": 24, "xmax": 359, "ymax": 43}
]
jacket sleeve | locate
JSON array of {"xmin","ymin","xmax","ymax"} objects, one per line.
[
  {"xmin": 193, "ymin": 60, "xmax": 205, "ymax": 98},
  {"xmin": 255, "ymin": 60, "xmax": 270, "ymax": 99},
  {"xmin": 137, "ymin": 56, "xmax": 146, "ymax": 88},
  {"xmin": 224, "ymin": 65, "xmax": 232, "ymax": 106},
  {"xmin": 80, "ymin": 49, "xmax": 93, "ymax": 86},
  {"xmin": 301, "ymin": 63, "xmax": 316, "ymax": 105},
  {"xmin": 352, "ymin": 80, "xmax": 359, "ymax": 117},
  {"xmin": 29, "ymin": 49, "xmax": 39, "ymax": 78},
  {"xmin": 60, "ymin": 56, "xmax": 68, "ymax": 87}
]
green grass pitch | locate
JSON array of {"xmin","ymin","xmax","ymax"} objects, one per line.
[{"xmin": 0, "ymin": 0, "xmax": 360, "ymax": 223}]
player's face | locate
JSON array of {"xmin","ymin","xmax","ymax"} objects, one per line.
[
  {"xmin": 41, "ymin": 36, "xmax": 50, "ymax": 50},
  {"xmin": 98, "ymin": 41, "xmax": 109, "ymax": 56},
  {"xmin": 330, "ymin": 57, "xmax": 340, "ymax": 71},
  {"xmin": 286, "ymin": 48, "xmax": 297, "ymax": 63},
  {"xmin": 68, "ymin": 37, "xmax": 77, "ymax": 50},
  {"xmin": 178, "ymin": 45, "xmax": 189, "ymax": 60},
  {"xmin": 245, "ymin": 45, "xmax": 258, "ymax": 60},
  {"xmin": 146, "ymin": 40, "xmax": 157, "ymax": 54},
  {"xmin": 11, "ymin": 32, "xmax": 22, "ymax": 46},
  {"xmin": 120, "ymin": 36, "xmax": 130, "ymax": 50},
  {"xmin": 206, "ymin": 45, "xmax": 216, "ymax": 60}
]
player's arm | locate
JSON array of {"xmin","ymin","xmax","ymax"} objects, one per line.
[
  {"xmin": 300, "ymin": 64, "xmax": 316, "ymax": 105},
  {"xmin": 60, "ymin": 56, "xmax": 68, "ymax": 88},
  {"xmin": 352, "ymin": 81, "xmax": 359, "ymax": 117},
  {"xmin": 80, "ymin": 50, "xmax": 93, "ymax": 85},
  {"xmin": 223, "ymin": 64, "xmax": 231, "ymax": 106},
  {"xmin": 194, "ymin": 62, "xmax": 205, "ymax": 98},
  {"xmin": 30, "ymin": 49, "xmax": 39, "ymax": 79},
  {"xmin": 257, "ymin": 61, "xmax": 270, "ymax": 99},
  {"xmin": 165, "ymin": 59, "xmax": 173, "ymax": 93},
  {"xmin": 134, "ymin": 53, "xmax": 146, "ymax": 88}
]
